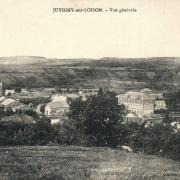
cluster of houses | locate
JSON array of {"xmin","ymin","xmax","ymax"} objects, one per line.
[
  {"xmin": 0, "ymin": 80, "xmax": 179, "ymax": 131},
  {"xmin": 40, "ymin": 88, "xmax": 167, "ymax": 124},
  {"xmin": 0, "ymin": 81, "xmax": 100, "ymax": 124},
  {"xmin": 0, "ymin": 96, "xmax": 29, "ymax": 112},
  {"xmin": 0, "ymin": 83, "xmax": 29, "ymax": 113},
  {"xmin": 36, "ymin": 89, "xmax": 99, "ymax": 124}
]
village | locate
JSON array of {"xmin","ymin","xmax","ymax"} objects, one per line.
[
  {"xmin": 0, "ymin": 81, "xmax": 99, "ymax": 124},
  {"xmin": 0, "ymin": 80, "xmax": 180, "ymax": 132}
]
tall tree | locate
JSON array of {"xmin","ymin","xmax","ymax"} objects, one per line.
[{"xmin": 65, "ymin": 89, "xmax": 126, "ymax": 147}]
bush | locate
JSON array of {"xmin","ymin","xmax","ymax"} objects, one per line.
[
  {"xmin": 0, "ymin": 116, "xmax": 53, "ymax": 146},
  {"xmin": 0, "ymin": 121, "xmax": 35, "ymax": 145},
  {"xmin": 124, "ymin": 122, "xmax": 178, "ymax": 156}
]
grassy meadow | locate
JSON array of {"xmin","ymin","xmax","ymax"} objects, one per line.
[{"xmin": 0, "ymin": 146, "xmax": 179, "ymax": 180}]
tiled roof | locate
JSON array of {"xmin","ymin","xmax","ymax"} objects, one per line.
[
  {"xmin": 1, "ymin": 98, "xmax": 15, "ymax": 106},
  {"xmin": 51, "ymin": 95, "xmax": 67, "ymax": 102},
  {"xmin": 46, "ymin": 101, "xmax": 69, "ymax": 109},
  {"xmin": 0, "ymin": 96, "xmax": 6, "ymax": 102},
  {"xmin": 124, "ymin": 90, "xmax": 156, "ymax": 100}
]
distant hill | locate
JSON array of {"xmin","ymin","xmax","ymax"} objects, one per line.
[
  {"xmin": 0, "ymin": 56, "xmax": 95, "ymax": 65},
  {"xmin": 0, "ymin": 56, "xmax": 46, "ymax": 65},
  {"xmin": 0, "ymin": 56, "xmax": 179, "ymax": 65},
  {"xmin": 0, "ymin": 56, "xmax": 179, "ymax": 92}
]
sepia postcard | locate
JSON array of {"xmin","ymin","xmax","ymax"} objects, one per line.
[{"xmin": 0, "ymin": 0, "xmax": 180, "ymax": 179}]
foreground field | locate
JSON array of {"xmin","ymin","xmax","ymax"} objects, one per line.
[{"xmin": 0, "ymin": 146, "xmax": 179, "ymax": 180}]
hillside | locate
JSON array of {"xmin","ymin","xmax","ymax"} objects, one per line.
[
  {"xmin": 0, "ymin": 146, "xmax": 179, "ymax": 180},
  {"xmin": 0, "ymin": 56, "xmax": 180, "ymax": 92}
]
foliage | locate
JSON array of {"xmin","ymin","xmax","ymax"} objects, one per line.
[
  {"xmin": 19, "ymin": 97, "xmax": 51, "ymax": 106},
  {"xmin": 63, "ymin": 88, "xmax": 126, "ymax": 147},
  {"xmin": 31, "ymin": 117, "xmax": 53, "ymax": 145},
  {"xmin": 0, "ymin": 121, "xmax": 35, "ymax": 145},
  {"xmin": 0, "ymin": 106, "xmax": 14, "ymax": 118},
  {"xmin": 0, "ymin": 115, "xmax": 53, "ymax": 146},
  {"xmin": 22, "ymin": 109, "xmax": 39, "ymax": 118},
  {"xmin": 165, "ymin": 90, "xmax": 180, "ymax": 111},
  {"xmin": 124, "ymin": 121, "xmax": 180, "ymax": 159}
]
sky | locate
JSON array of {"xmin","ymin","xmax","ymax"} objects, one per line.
[{"xmin": 0, "ymin": 0, "xmax": 180, "ymax": 59}]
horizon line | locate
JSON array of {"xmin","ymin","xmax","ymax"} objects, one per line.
[{"xmin": 0, "ymin": 55, "xmax": 179, "ymax": 60}]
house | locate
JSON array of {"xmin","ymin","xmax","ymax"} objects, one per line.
[
  {"xmin": 21, "ymin": 88, "xmax": 28, "ymax": 94},
  {"xmin": 8, "ymin": 101, "xmax": 29, "ymax": 112},
  {"xmin": 1, "ymin": 98, "xmax": 16, "ymax": 107},
  {"xmin": 124, "ymin": 112, "xmax": 144, "ymax": 124},
  {"xmin": 116, "ymin": 88, "xmax": 166, "ymax": 118},
  {"xmin": 20, "ymin": 88, "xmax": 29, "ymax": 97},
  {"xmin": 45, "ymin": 101, "xmax": 69, "ymax": 116},
  {"xmin": 170, "ymin": 121, "xmax": 180, "ymax": 133},
  {"xmin": 51, "ymin": 94, "xmax": 79, "ymax": 102},
  {"xmin": 5, "ymin": 89, "xmax": 15, "ymax": 96},
  {"xmin": 30, "ymin": 89, "xmax": 51, "ymax": 98},
  {"xmin": 50, "ymin": 118, "xmax": 61, "ymax": 125},
  {"xmin": 45, "ymin": 96, "xmax": 69, "ymax": 117},
  {"xmin": 116, "ymin": 88, "xmax": 155, "ymax": 117},
  {"xmin": 0, "ymin": 96, "xmax": 6, "ymax": 103},
  {"xmin": 154, "ymin": 94, "xmax": 166, "ymax": 110},
  {"xmin": 0, "ymin": 98, "xmax": 28, "ymax": 112}
]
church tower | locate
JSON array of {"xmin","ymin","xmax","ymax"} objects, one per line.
[{"xmin": 0, "ymin": 81, "xmax": 3, "ymax": 96}]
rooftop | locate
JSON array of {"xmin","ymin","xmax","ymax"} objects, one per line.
[
  {"xmin": 122, "ymin": 88, "xmax": 157, "ymax": 100},
  {"xmin": 46, "ymin": 101, "xmax": 69, "ymax": 109},
  {"xmin": 1, "ymin": 98, "xmax": 16, "ymax": 106}
]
